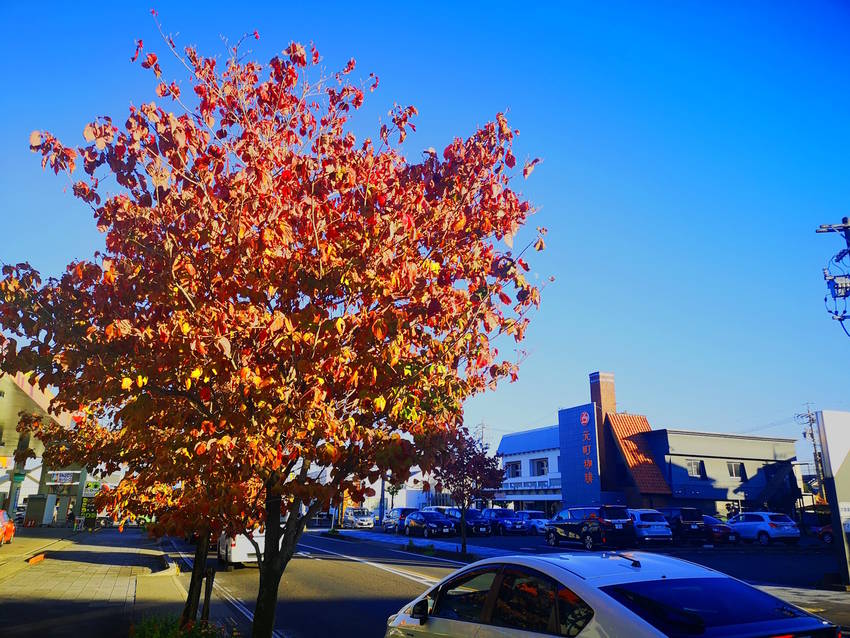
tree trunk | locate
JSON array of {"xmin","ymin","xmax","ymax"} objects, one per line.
[
  {"xmin": 460, "ymin": 506, "xmax": 467, "ymax": 556},
  {"xmin": 252, "ymin": 484, "xmax": 285, "ymax": 638},
  {"xmin": 252, "ymin": 560, "xmax": 284, "ymax": 638},
  {"xmin": 180, "ymin": 525, "xmax": 210, "ymax": 628}
]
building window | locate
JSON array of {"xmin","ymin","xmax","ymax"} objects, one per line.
[
  {"xmin": 686, "ymin": 459, "xmax": 704, "ymax": 478},
  {"xmin": 557, "ymin": 456, "xmax": 560, "ymax": 472},
  {"xmin": 530, "ymin": 458, "xmax": 548, "ymax": 477},
  {"xmin": 727, "ymin": 462, "xmax": 745, "ymax": 479},
  {"xmin": 504, "ymin": 461, "xmax": 521, "ymax": 479}
]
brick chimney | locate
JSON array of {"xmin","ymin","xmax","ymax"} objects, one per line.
[
  {"xmin": 589, "ymin": 371, "xmax": 616, "ymax": 418},
  {"xmin": 590, "ymin": 371, "xmax": 616, "ymax": 491}
]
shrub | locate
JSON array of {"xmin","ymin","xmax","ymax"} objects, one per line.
[{"xmin": 130, "ymin": 616, "xmax": 237, "ymax": 638}]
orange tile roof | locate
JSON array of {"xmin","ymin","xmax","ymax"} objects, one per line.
[{"xmin": 607, "ymin": 413, "xmax": 671, "ymax": 495}]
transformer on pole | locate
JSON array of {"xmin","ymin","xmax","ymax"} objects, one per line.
[{"xmin": 816, "ymin": 217, "xmax": 850, "ymax": 337}]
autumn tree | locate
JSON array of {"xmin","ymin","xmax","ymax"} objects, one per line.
[
  {"xmin": 0, "ymin": 26, "xmax": 544, "ymax": 638},
  {"xmin": 433, "ymin": 427, "xmax": 503, "ymax": 554}
]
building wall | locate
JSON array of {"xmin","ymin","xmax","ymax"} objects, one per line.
[
  {"xmin": 496, "ymin": 447, "xmax": 562, "ymax": 513},
  {"xmin": 642, "ymin": 430, "xmax": 799, "ymax": 514}
]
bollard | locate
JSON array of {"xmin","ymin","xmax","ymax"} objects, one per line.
[{"xmin": 201, "ymin": 567, "xmax": 215, "ymax": 623}]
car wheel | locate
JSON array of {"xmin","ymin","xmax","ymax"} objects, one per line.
[
  {"xmin": 757, "ymin": 531, "xmax": 770, "ymax": 546},
  {"xmin": 583, "ymin": 534, "xmax": 594, "ymax": 551},
  {"xmin": 547, "ymin": 531, "xmax": 560, "ymax": 547},
  {"xmin": 823, "ymin": 532, "xmax": 834, "ymax": 545}
]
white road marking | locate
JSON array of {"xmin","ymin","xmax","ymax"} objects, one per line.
[
  {"xmin": 312, "ymin": 532, "xmax": 469, "ymax": 567},
  {"xmin": 168, "ymin": 541, "xmax": 286, "ymax": 638},
  {"xmin": 297, "ymin": 541, "xmax": 440, "ymax": 586}
]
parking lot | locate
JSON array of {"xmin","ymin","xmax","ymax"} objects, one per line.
[{"xmin": 354, "ymin": 525, "xmax": 841, "ymax": 590}]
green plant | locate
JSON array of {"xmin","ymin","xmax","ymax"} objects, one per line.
[{"xmin": 130, "ymin": 616, "xmax": 237, "ymax": 638}]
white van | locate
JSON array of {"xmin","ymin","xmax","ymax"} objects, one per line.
[{"xmin": 217, "ymin": 531, "xmax": 266, "ymax": 568}]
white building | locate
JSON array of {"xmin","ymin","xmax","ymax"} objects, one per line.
[{"xmin": 493, "ymin": 424, "xmax": 562, "ymax": 515}]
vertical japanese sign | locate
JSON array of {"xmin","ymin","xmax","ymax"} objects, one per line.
[{"xmin": 559, "ymin": 403, "xmax": 601, "ymax": 506}]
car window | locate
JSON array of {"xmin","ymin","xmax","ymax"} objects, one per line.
[
  {"xmin": 601, "ymin": 577, "xmax": 806, "ymax": 635},
  {"xmin": 743, "ymin": 514, "xmax": 762, "ymax": 522},
  {"xmin": 490, "ymin": 567, "xmax": 557, "ymax": 634},
  {"xmin": 557, "ymin": 585, "xmax": 595, "ymax": 637},
  {"xmin": 769, "ymin": 514, "xmax": 794, "ymax": 523},
  {"xmin": 601, "ymin": 506, "xmax": 629, "ymax": 520},
  {"xmin": 679, "ymin": 508, "xmax": 702, "ymax": 522},
  {"xmin": 639, "ymin": 512, "xmax": 666, "ymax": 523},
  {"xmin": 432, "ymin": 567, "xmax": 500, "ymax": 623}
]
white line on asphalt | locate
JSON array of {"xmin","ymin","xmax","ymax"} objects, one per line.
[
  {"xmin": 297, "ymin": 541, "xmax": 440, "ymax": 586},
  {"xmin": 386, "ymin": 547, "xmax": 468, "ymax": 566},
  {"xmin": 310, "ymin": 532, "xmax": 469, "ymax": 567},
  {"xmin": 168, "ymin": 541, "xmax": 286, "ymax": 638}
]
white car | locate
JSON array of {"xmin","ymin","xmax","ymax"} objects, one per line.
[
  {"xmin": 628, "ymin": 508, "xmax": 673, "ymax": 543},
  {"xmin": 727, "ymin": 511, "xmax": 801, "ymax": 546},
  {"xmin": 516, "ymin": 510, "xmax": 549, "ymax": 535},
  {"xmin": 217, "ymin": 531, "xmax": 266, "ymax": 568},
  {"xmin": 385, "ymin": 552, "xmax": 837, "ymax": 637},
  {"xmin": 342, "ymin": 508, "xmax": 375, "ymax": 529}
]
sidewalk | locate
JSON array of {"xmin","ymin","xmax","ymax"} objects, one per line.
[
  {"xmin": 334, "ymin": 529, "xmax": 850, "ymax": 628},
  {"xmin": 0, "ymin": 527, "xmax": 189, "ymax": 637}
]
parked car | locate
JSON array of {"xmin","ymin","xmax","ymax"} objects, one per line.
[
  {"xmin": 516, "ymin": 510, "xmax": 549, "ymax": 535},
  {"xmin": 628, "ymin": 509, "xmax": 672, "ymax": 543},
  {"xmin": 217, "ymin": 530, "xmax": 268, "ymax": 569},
  {"xmin": 703, "ymin": 514, "xmax": 738, "ymax": 544},
  {"xmin": 546, "ymin": 505, "xmax": 636, "ymax": 550},
  {"xmin": 728, "ymin": 511, "xmax": 801, "ymax": 546},
  {"xmin": 404, "ymin": 511, "xmax": 455, "ymax": 538},
  {"xmin": 342, "ymin": 507, "xmax": 374, "ymax": 529},
  {"xmin": 658, "ymin": 507, "xmax": 705, "ymax": 545},
  {"xmin": 421, "ymin": 506, "xmax": 458, "ymax": 532},
  {"xmin": 383, "ymin": 507, "xmax": 417, "ymax": 534},
  {"xmin": 817, "ymin": 520, "xmax": 850, "ymax": 545},
  {"xmin": 482, "ymin": 508, "xmax": 529, "ymax": 535},
  {"xmin": 445, "ymin": 508, "xmax": 492, "ymax": 536},
  {"xmin": 0, "ymin": 510, "xmax": 15, "ymax": 545},
  {"xmin": 385, "ymin": 552, "xmax": 839, "ymax": 638}
]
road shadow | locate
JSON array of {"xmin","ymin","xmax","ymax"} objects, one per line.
[{"xmin": 274, "ymin": 595, "xmax": 411, "ymax": 638}]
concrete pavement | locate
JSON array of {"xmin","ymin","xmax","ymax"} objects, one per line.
[{"xmin": 0, "ymin": 527, "xmax": 203, "ymax": 637}]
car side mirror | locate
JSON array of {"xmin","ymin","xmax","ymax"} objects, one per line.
[{"xmin": 411, "ymin": 598, "xmax": 429, "ymax": 625}]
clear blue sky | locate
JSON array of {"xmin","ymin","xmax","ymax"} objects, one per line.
[{"xmin": 2, "ymin": 2, "xmax": 848, "ymax": 459}]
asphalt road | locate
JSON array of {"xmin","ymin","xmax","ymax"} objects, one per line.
[
  {"xmin": 173, "ymin": 532, "xmax": 457, "ymax": 638},
  {"xmin": 168, "ymin": 529, "xmax": 849, "ymax": 637}
]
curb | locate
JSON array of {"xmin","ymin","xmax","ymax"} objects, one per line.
[{"xmin": 148, "ymin": 540, "xmax": 180, "ymax": 577}]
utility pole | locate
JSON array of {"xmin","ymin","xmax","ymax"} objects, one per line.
[
  {"xmin": 797, "ymin": 404, "xmax": 825, "ymax": 502},
  {"xmin": 475, "ymin": 420, "xmax": 486, "ymax": 445},
  {"xmin": 816, "ymin": 217, "xmax": 850, "ymax": 338}
]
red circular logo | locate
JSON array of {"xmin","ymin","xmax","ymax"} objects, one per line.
[{"xmin": 580, "ymin": 411, "xmax": 590, "ymax": 425}]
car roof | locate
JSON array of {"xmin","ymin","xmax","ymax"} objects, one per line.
[
  {"xmin": 629, "ymin": 508, "xmax": 663, "ymax": 514},
  {"xmin": 470, "ymin": 551, "xmax": 724, "ymax": 588}
]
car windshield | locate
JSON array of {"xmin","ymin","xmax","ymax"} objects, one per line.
[
  {"xmin": 769, "ymin": 514, "xmax": 794, "ymax": 523},
  {"xmin": 639, "ymin": 512, "xmax": 666, "ymax": 523},
  {"xmin": 524, "ymin": 512, "xmax": 547, "ymax": 519},
  {"xmin": 601, "ymin": 577, "xmax": 806, "ymax": 637},
  {"xmin": 679, "ymin": 509, "xmax": 703, "ymax": 522},
  {"xmin": 703, "ymin": 515, "xmax": 722, "ymax": 525},
  {"xmin": 493, "ymin": 510, "xmax": 517, "ymax": 519},
  {"xmin": 601, "ymin": 506, "xmax": 629, "ymax": 520},
  {"xmin": 421, "ymin": 512, "xmax": 447, "ymax": 521},
  {"xmin": 465, "ymin": 510, "xmax": 484, "ymax": 520},
  {"xmin": 349, "ymin": 509, "xmax": 369, "ymax": 516}
]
